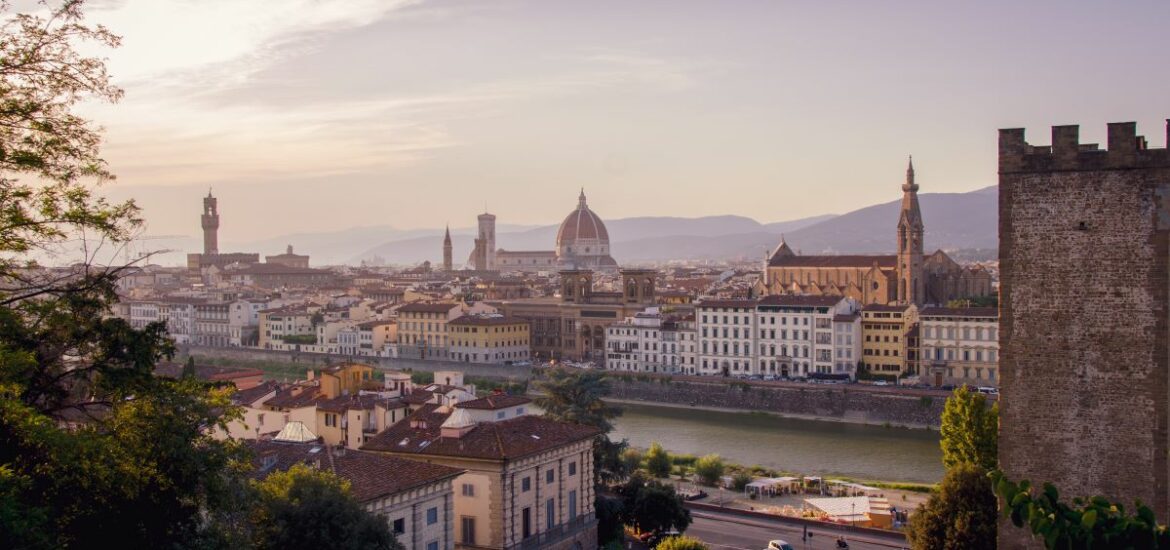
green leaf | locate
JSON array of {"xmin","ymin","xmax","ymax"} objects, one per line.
[{"xmin": 1082, "ymin": 509, "xmax": 1097, "ymax": 528}]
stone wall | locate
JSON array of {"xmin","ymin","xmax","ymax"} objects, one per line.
[
  {"xmin": 183, "ymin": 345, "xmax": 534, "ymax": 382},
  {"xmin": 605, "ymin": 375, "xmax": 947, "ymax": 428},
  {"xmin": 998, "ymin": 122, "xmax": 1170, "ymax": 548}
]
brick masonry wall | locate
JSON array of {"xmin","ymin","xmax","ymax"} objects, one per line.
[
  {"xmin": 605, "ymin": 376, "xmax": 947, "ymax": 428},
  {"xmin": 999, "ymin": 124, "xmax": 1170, "ymax": 548}
]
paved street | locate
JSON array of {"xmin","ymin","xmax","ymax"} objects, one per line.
[{"xmin": 686, "ymin": 509, "xmax": 909, "ymax": 550}]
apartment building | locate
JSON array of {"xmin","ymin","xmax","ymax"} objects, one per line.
[
  {"xmin": 398, "ymin": 302, "xmax": 495, "ymax": 360},
  {"xmin": 694, "ymin": 296, "xmax": 860, "ymax": 379},
  {"xmin": 604, "ymin": 307, "xmax": 697, "ymax": 374},
  {"xmin": 448, "ymin": 314, "xmax": 531, "ymax": 364},
  {"xmin": 859, "ymin": 304, "xmax": 919, "ymax": 379},
  {"xmin": 918, "ymin": 306, "xmax": 999, "ymax": 388},
  {"xmin": 258, "ymin": 305, "xmax": 317, "ymax": 349}
]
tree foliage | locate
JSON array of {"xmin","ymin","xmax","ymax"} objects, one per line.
[
  {"xmin": 250, "ymin": 464, "xmax": 401, "ymax": 550},
  {"xmin": 534, "ymin": 367, "xmax": 621, "ymax": 431},
  {"xmin": 618, "ymin": 473, "xmax": 692, "ymax": 540},
  {"xmin": 693, "ymin": 454, "xmax": 724, "ymax": 486},
  {"xmin": 655, "ymin": 535, "xmax": 710, "ymax": 550},
  {"xmin": 940, "ymin": 386, "xmax": 998, "ymax": 471},
  {"xmin": 906, "ymin": 464, "xmax": 997, "ymax": 550},
  {"xmin": 991, "ymin": 471, "xmax": 1169, "ymax": 549},
  {"xmin": 645, "ymin": 441, "xmax": 672, "ymax": 478}
]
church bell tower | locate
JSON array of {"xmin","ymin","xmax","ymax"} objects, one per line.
[
  {"xmin": 896, "ymin": 157, "xmax": 925, "ymax": 305},
  {"xmin": 201, "ymin": 190, "xmax": 219, "ymax": 256}
]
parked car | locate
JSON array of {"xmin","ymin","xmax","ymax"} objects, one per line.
[
  {"xmin": 766, "ymin": 540, "xmax": 796, "ymax": 550},
  {"xmin": 873, "ymin": 380, "xmax": 890, "ymax": 386},
  {"xmin": 976, "ymin": 386, "xmax": 999, "ymax": 395},
  {"xmin": 763, "ymin": 375, "xmax": 777, "ymax": 381}
]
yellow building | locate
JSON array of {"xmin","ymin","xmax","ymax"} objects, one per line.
[
  {"xmin": 449, "ymin": 314, "xmax": 531, "ymax": 364},
  {"xmin": 319, "ymin": 363, "xmax": 376, "ymax": 397},
  {"xmin": 860, "ymin": 304, "xmax": 918, "ymax": 379},
  {"xmin": 363, "ymin": 401, "xmax": 601, "ymax": 550},
  {"xmin": 397, "ymin": 302, "xmax": 465, "ymax": 360},
  {"xmin": 258, "ymin": 305, "xmax": 317, "ymax": 349}
]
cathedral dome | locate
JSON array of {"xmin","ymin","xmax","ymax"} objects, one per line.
[{"xmin": 555, "ymin": 190, "xmax": 610, "ymax": 247}]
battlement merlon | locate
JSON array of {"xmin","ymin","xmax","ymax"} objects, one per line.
[{"xmin": 999, "ymin": 120, "xmax": 1170, "ymax": 173}]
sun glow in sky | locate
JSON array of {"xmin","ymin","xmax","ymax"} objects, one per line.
[{"xmin": 79, "ymin": 0, "xmax": 1170, "ymax": 241}]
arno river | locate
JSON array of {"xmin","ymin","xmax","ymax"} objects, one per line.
[{"xmin": 609, "ymin": 402, "xmax": 944, "ymax": 484}]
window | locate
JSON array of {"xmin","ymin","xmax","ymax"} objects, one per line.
[
  {"xmin": 462, "ymin": 483, "xmax": 475, "ymax": 497},
  {"xmin": 426, "ymin": 507, "xmax": 438, "ymax": 525},
  {"xmin": 546, "ymin": 498, "xmax": 556, "ymax": 529},
  {"xmin": 427, "ymin": 542, "xmax": 438, "ymax": 550},
  {"xmin": 522, "ymin": 507, "xmax": 532, "ymax": 539},
  {"xmin": 546, "ymin": 469, "xmax": 554, "ymax": 483},
  {"xmin": 522, "ymin": 477, "xmax": 531, "ymax": 492},
  {"xmin": 461, "ymin": 516, "xmax": 476, "ymax": 545},
  {"xmin": 569, "ymin": 489, "xmax": 578, "ymax": 518},
  {"xmin": 393, "ymin": 518, "xmax": 405, "ymax": 534},
  {"xmin": 496, "ymin": 411, "xmax": 505, "ymax": 420},
  {"xmin": 569, "ymin": 461, "xmax": 577, "ymax": 476}
]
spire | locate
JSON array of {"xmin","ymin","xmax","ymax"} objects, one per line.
[
  {"xmin": 443, "ymin": 224, "xmax": 452, "ymax": 244},
  {"xmin": 578, "ymin": 187, "xmax": 587, "ymax": 208},
  {"xmin": 903, "ymin": 155, "xmax": 917, "ymax": 192}
]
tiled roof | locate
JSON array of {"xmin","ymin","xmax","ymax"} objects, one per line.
[
  {"xmin": 449, "ymin": 315, "xmax": 528, "ymax": 326},
  {"xmin": 231, "ymin": 381, "xmax": 282, "ymax": 406},
  {"xmin": 757, "ymin": 295, "xmax": 845, "ymax": 307},
  {"xmin": 317, "ymin": 394, "xmax": 403, "ymax": 413},
  {"xmin": 696, "ymin": 299, "xmax": 759, "ymax": 308},
  {"xmin": 401, "ymin": 385, "xmax": 465, "ymax": 405},
  {"xmin": 920, "ymin": 306, "xmax": 998, "ymax": 318},
  {"xmin": 768, "ymin": 255, "xmax": 896, "ymax": 269},
  {"xmin": 248, "ymin": 440, "xmax": 462, "ymax": 502},
  {"xmin": 362, "ymin": 405, "xmax": 602, "ymax": 460},
  {"xmin": 455, "ymin": 394, "xmax": 532, "ymax": 410},
  {"xmin": 862, "ymin": 304, "xmax": 911, "ymax": 313},
  {"xmin": 263, "ymin": 385, "xmax": 326, "ymax": 409},
  {"xmin": 398, "ymin": 302, "xmax": 460, "ymax": 314}
]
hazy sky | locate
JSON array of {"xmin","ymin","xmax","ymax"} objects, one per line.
[{"xmin": 80, "ymin": 0, "xmax": 1170, "ymax": 242}]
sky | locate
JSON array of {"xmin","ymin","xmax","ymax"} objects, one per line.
[{"xmin": 73, "ymin": 0, "xmax": 1170, "ymax": 242}]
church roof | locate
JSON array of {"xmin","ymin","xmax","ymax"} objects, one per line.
[{"xmin": 767, "ymin": 254, "xmax": 896, "ymax": 269}]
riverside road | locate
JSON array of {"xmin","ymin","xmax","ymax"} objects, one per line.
[{"xmin": 686, "ymin": 508, "xmax": 908, "ymax": 550}]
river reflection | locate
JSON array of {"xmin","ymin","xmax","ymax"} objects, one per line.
[{"xmin": 609, "ymin": 401, "xmax": 944, "ymax": 483}]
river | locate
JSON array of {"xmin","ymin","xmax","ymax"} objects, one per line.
[{"xmin": 608, "ymin": 401, "xmax": 944, "ymax": 484}]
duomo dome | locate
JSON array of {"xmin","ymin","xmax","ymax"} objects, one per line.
[{"xmin": 555, "ymin": 190, "xmax": 617, "ymax": 269}]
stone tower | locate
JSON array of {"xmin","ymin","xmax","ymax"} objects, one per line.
[
  {"xmin": 442, "ymin": 225, "xmax": 453, "ymax": 272},
  {"xmin": 474, "ymin": 212, "xmax": 496, "ymax": 271},
  {"xmin": 896, "ymin": 157, "xmax": 924, "ymax": 305},
  {"xmin": 998, "ymin": 121, "xmax": 1170, "ymax": 548},
  {"xmin": 201, "ymin": 190, "xmax": 219, "ymax": 255}
]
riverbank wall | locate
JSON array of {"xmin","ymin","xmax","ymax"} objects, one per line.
[
  {"xmin": 181, "ymin": 346, "xmax": 534, "ymax": 382},
  {"xmin": 604, "ymin": 375, "xmax": 946, "ymax": 428}
]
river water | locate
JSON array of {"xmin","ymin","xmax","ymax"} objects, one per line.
[{"xmin": 609, "ymin": 402, "xmax": 944, "ymax": 484}]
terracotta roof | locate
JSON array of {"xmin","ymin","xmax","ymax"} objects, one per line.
[
  {"xmin": 696, "ymin": 299, "xmax": 759, "ymax": 308},
  {"xmin": 757, "ymin": 295, "xmax": 845, "ymax": 307},
  {"xmin": 920, "ymin": 306, "xmax": 998, "ymax": 318},
  {"xmin": 455, "ymin": 394, "xmax": 532, "ymax": 410},
  {"xmin": 263, "ymin": 385, "xmax": 326, "ymax": 409},
  {"xmin": 768, "ymin": 255, "xmax": 896, "ymax": 269},
  {"xmin": 357, "ymin": 320, "xmax": 395, "ymax": 329},
  {"xmin": 449, "ymin": 315, "xmax": 529, "ymax": 327},
  {"xmin": 398, "ymin": 302, "xmax": 460, "ymax": 314},
  {"xmin": 402, "ymin": 385, "xmax": 465, "ymax": 405},
  {"xmin": 231, "ymin": 381, "xmax": 282, "ymax": 406},
  {"xmin": 833, "ymin": 313, "xmax": 861, "ymax": 322},
  {"xmin": 362, "ymin": 405, "xmax": 602, "ymax": 460},
  {"xmin": 555, "ymin": 191, "xmax": 610, "ymax": 244},
  {"xmin": 863, "ymin": 304, "xmax": 911, "ymax": 313},
  {"xmin": 248, "ymin": 440, "xmax": 463, "ymax": 502}
]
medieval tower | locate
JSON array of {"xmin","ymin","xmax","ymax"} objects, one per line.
[
  {"xmin": 896, "ymin": 157, "xmax": 924, "ymax": 305},
  {"xmin": 999, "ymin": 121, "xmax": 1170, "ymax": 547},
  {"xmin": 442, "ymin": 225, "xmax": 453, "ymax": 272},
  {"xmin": 201, "ymin": 190, "xmax": 219, "ymax": 256},
  {"xmin": 473, "ymin": 212, "xmax": 496, "ymax": 271}
]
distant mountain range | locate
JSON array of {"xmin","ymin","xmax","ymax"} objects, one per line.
[{"xmin": 133, "ymin": 186, "xmax": 996, "ymax": 266}]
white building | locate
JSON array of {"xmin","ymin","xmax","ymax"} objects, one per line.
[
  {"xmin": 605, "ymin": 307, "xmax": 697, "ymax": 374},
  {"xmin": 696, "ymin": 295, "xmax": 861, "ymax": 379}
]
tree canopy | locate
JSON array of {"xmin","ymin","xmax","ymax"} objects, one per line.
[
  {"xmin": 939, "ymin": 386, "xmax": 998, "ymax": 471},
  {"xmin": 906, "ymin": 464, "xmax": 997, "ymax": 550},
  {"xmin": 618, "ymin": 473, "xmax": 692, "ymax": 540},
  {"xmin": 693, "ymin": 454, "xmax": 725, "ymax": 486},
  {"xmin": 645, "ymin": 441, "xmax": 672, "ymax": 478},
  {"xmin": 655, "ymin": 535, "xmax": 710, "ymax": 550},
  {"xmin": 534, "ymin": 367, "xmax": 621, "ymax": 431}
]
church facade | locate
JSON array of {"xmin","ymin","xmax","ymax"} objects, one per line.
[{"xmin": 762, "ymin": 160, "xmax": 992, "ymax": 306}]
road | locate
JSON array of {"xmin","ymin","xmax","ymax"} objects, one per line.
[{"xmin": 686, "ymin": 509, "xmax": 909, "ymax": 550}]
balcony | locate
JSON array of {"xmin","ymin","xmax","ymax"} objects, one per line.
[{"xmin": 516, "ymin": 515, "xmax": 596, "ymax": 550}]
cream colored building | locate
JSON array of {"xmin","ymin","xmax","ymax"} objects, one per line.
[
  {"xmin": 363, "ymin": 399, "xmax": 601, "ymax": 550},
  {"xmin": 258, "ymin": 305, "xmax": 317, "ymax": 349},
  {"xmin": 919, "ymin": 306, "xmax": 999, "ymax": 388}
]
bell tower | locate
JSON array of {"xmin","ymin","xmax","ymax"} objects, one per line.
[
  {"xmin": 896, "ymin": 157, "xmax": 924, "ymax": 304},
  {"xmin": 442, "ymin": 225, "xmax": 453, "ymax": 271},
  {"xmin": 201, "ymin": 190, "xmax": 219, "ymax": 255}
]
